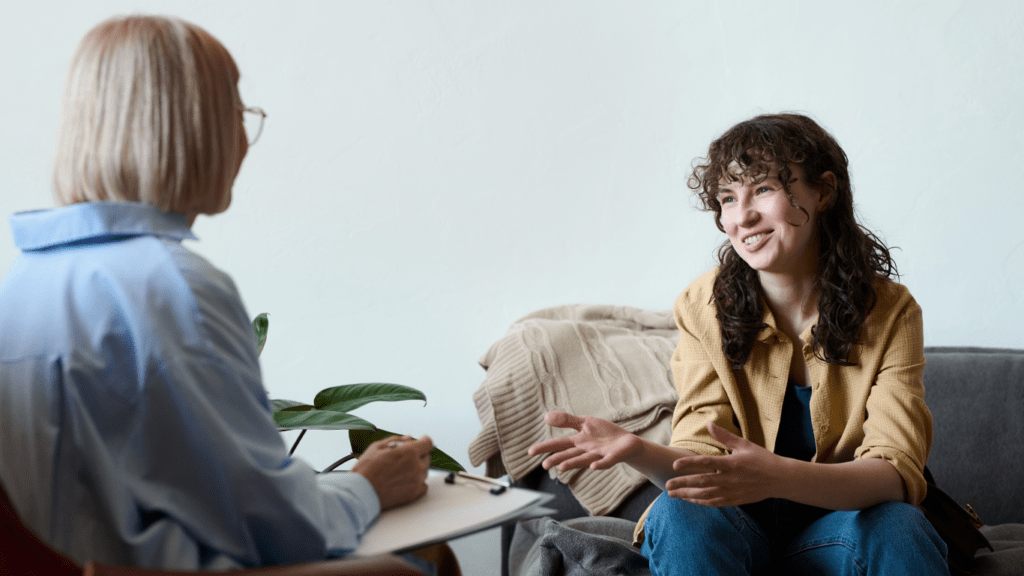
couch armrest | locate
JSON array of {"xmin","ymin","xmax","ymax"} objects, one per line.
[{"xmin": 922, "ymin": 347, "xmax": 1024, "ymax": 525}]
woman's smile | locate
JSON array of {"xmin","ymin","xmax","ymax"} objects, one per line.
[{"xmin": 741, "ymin": 230, "xmax": 772, "ymax": 247}]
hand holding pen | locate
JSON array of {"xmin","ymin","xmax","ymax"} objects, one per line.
[{"xmin": 352, "ymin": 435, "xmax": 434, "ymax": 510}]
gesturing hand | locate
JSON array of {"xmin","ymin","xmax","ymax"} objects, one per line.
[
  {"xmin": 352, "ymin": 435, "xmax": 433, "ymax": 511},
  {"xmin": 527, "ymin": 411, "xmax": 641, "ymax": 472},
  {"xmin": 666, "ymin": 422, "xmax": 782, "ymax": 507}
]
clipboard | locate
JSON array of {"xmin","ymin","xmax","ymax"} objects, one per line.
[{"xmin": 352, "ymin": 470, "xmax": 555, "ymax": 557}]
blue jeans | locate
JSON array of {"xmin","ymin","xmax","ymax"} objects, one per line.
[{"xmin": 640, "ymin": 492, "xmax": 948, "ymax": 575}]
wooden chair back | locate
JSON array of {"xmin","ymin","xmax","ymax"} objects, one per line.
[
  {"xmin": 0, "ymin": 480, "xmax": 81, "ymax": 576},
  {"xmin": 1, "ymin": 480, "xmax": 428, "ymax": 575}
]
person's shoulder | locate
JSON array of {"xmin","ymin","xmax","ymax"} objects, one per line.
[
  {"xmin": 107, "ymin": 239, "xmax": 250, "ymax": 360},
  {"xmin": 164, "ymin": 244, "xmax": 249, "ymax": 328},
  {"xmin": 865, "ymin": 276, "xmax": 922, "ymax": 337},
  {"xmin": 164, "ymin": 242, "xmax": 238, "ymax": 303},
  {"xmin": 871, "ymin": 276, "xmax": 919, "ymax": 312},
  {"xmin": 671, "ymin": 268, "xmax": 720, "ymax": 334},
  {"xmin": 674, "ymin": 268, "xmax": 718, "ymax": 311}
]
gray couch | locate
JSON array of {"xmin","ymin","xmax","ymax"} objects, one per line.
[{"xmin": 504, "ymin": 347, "xmax": 1024, "ymax": 576}]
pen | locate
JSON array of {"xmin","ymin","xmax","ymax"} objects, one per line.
[{"xmin": 444, "ymin": 470, "xmax": 508, "ymax": 494}]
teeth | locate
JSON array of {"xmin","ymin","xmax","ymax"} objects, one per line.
[{"xmin": 744, "ymin": 234, "xmax": 764, "ymax": 245}]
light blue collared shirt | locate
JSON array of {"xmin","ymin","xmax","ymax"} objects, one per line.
[{"xmin": 0, "ymin": 202, "xmax": 379, "ymax": 570}]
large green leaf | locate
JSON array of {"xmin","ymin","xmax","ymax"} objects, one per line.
[
  {"xmin": 349, "ymin": 428, "xmax": 465, "ymax": 472},
  {"xmin": 313, "ymin": 383, "xmax": 426, "ymax": 413},
  {"xmin": 252, "ymin": 313, "xmax": 269, "ymax": 356},
  {"xmin": 273, "ymin": 406, "xmax": 376, "ymax": 431},
  {"xmin": 271, "ymin": 398, "xmax": 306, "ymax": 411}
]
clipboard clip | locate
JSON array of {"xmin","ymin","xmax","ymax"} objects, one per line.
[{"xmin": 445, "ymin": 471, "xmax": 508, "ymax": 495}]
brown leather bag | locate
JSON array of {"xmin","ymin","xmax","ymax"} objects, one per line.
[{"xmin": 920, "ymin": 467, "xmax": 994, "ymax": 575}]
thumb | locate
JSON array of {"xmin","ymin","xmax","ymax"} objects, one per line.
[
  {"xmin": 412, "ymin": 435, "xmax": 434, "ymax": 453},
  {"xmin": 707, "ymin": 421, "xmax": 745, "ymax": 451},
  {"xmin": 545, "ymin": 411, "xmax": 584, "ymax": 431}
]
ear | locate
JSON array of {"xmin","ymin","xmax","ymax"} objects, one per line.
[{"xmin": 816, "ymin": 171, "xmax": 837, "ymax": 211}]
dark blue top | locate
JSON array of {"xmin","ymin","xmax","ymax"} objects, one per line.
[{"xmin": 774, "ymin": 379, "xmax": 816, "ymax": 462}]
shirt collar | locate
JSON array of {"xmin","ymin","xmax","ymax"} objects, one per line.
[
  {"xmin": 755, "ymin": 299, "xmax": 819, "ymax": 344},
  {"xmin": 9, "ymin": 202, "xmax": 197, "ymax": 251},
  {"xmin": 755, "ymin": 304, "xmax": 779, "ymax": 342}
]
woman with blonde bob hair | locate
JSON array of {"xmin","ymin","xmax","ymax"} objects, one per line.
[
  {"xmin": 53, "ymin": 15, "xmax": 244, "ymax": 217},
  {"xmin": 0, "ymin": 15, "xmax": 434, "ymax": 570}
]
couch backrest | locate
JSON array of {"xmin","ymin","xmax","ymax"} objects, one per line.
[{"xmin": 923, "ymin": 346, "xmax": 1024, "ymax": 525}]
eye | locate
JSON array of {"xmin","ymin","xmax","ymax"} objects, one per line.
[
  {"xmin": 755, "ymin": 185, "xmax": 773, "ymax": 195},
  {"xmin": 719, "ymin": 195, "xmax": 735, "ymax": 205}
]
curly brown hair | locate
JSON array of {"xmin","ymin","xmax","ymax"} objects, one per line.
[{"xmin": 689, "ymin": 113, "xmax": 898, "ymax": 369}]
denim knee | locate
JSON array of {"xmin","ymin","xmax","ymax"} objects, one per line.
[
  {"xmin": 641, "ymin": 492, "xmax": 770, "ymax": 576},
  {"xmin": 858, "ymin": 502, "xmax": 947, "ymax": 560},
  {"xmin": 782, "ymin": 502, "xmax": 948, "ymax": 576}
]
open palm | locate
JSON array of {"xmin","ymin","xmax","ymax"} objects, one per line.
[{"xmin": 528, "ymin": 411, "xmax": 641, "ymax": 472}]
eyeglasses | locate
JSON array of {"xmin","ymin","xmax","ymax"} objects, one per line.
[{"xmin": 243, "ymin": 106, "xmax": 267, "ymax": 146}]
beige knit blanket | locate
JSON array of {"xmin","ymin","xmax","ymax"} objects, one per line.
[{"xmin": 469, "ymin": 304, "xmax": 679, "ymax": 516}]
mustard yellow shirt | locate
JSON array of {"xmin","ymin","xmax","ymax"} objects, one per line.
[{"xmin": 635, "ymin": 268, "xmax": 932, "ymax": 543}]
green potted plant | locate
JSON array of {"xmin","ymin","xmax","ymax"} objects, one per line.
[{"xmin": 253, "ymin": 313, "xmax": 464, "ymax": 473}]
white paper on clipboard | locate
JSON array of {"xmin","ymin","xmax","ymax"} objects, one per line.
[{"xmin": 353, "ymin": 470, "xmax": 554, "ymax": 557}]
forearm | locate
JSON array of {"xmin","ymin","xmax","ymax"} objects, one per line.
[
  {"xmin": 623, "ymin": 437, "xmax": 696, "ymax": 490},
  {"xmin": 772, "ymin": 457, "xmax": 905, "ymax": 510},
  {"xmin": 530, "ymin": 412, "xmax": 698, "ymax": 488}
]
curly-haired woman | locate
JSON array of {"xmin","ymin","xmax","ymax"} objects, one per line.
[{"xmin": 529, "ymin": 113, "xmax": 947, "ymax": 574}]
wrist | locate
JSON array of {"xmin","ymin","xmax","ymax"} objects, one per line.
[
  {"xmin": 767, "ymin": 454, "xmax": 801, "ymax": 501},
  {"xmin": 620, "ymin": 433, "xmax": 644, "ymax": 466}
]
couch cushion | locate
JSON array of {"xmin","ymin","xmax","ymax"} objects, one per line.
[
  {"xmin": 509, "ymin": 517, "xmax": 650, "ymax": 576},
  {"xmin": 923, "ymin": 347, "xmax": 1024, "ymax": 525},
  {"xmin": 975, "ymin": 523, "xmax": 1024, "ymax": 576}
]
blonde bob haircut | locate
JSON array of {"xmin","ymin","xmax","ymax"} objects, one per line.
[{"xmin": 53, "ymin": 15, "xmax": 245, "ymax": 216}]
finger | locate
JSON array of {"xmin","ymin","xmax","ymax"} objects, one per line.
[
  {"xmin": 541, "ymin": 447, "xmax": 584, "ymax": 470},
  {"xmin": 666, "ymin": 486, "xmax": 717, "ymax": 501},
  {"xmin": 409, "ymin": 435, "xmax": 434, "ymax": 454},
  {"xmin": 414, "ymin": 480, "xmax": 429, "ymax": 500},
  {"xmin": 370, "ymin": 435, "xmax": 402, "ymax": 449},
  {"xmin": 666, "ymin": 472, "xmax": 722, "ymax": 491},
  {"xmin": 673, "ymin": 455, "xmax": 724, "ymax": 472},
  {"xmin": 556, "ymin": 452, "xmax": 601, "ymax": 472},
  {"xmin": 667, "ymin": 491, "xmax": 728, "ymax": 507},
  {"xmin": 706, "ymin": 422, "xmax": 744, "ymax": 451},
  {"xmin": 528, "ymin": 436, "xmax": 575, "ymax": 456},
  {"xmin": 544, "ymin": 411, "xmax": 584, "ymax": 431},
  {"xmin": 590, "ymin": 451, "xmax": 628, "ymax": 470},
  {"xmin": 393, "ymin": 480, "xmax": 429, "ymax": 509},
  {"xmin": 665, "ymin": 473, "xmax": 727, "ymax": 494},
  {"xmin": 590, "ymin": 455, "xmax": 616, "ymax": 470},
  {"xmin": 373, "ymin": 435, "xmax": 414, "ymax": 453}
]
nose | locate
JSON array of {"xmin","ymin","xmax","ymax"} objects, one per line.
[{"xmin": 736, "ymin": 201, "xmax": 759, "ymax": 227}]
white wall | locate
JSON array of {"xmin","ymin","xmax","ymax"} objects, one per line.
[{"xmin": 2, "ymin": 1, "xmax": 1022, "ymax": 573}]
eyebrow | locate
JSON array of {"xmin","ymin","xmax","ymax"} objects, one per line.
[{"xmin": 717, "ymin": 172, "xmax": 780, "ymax": 192}]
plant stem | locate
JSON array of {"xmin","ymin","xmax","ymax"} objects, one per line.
[
  {"xmin": 289, "ymin": 429, "xmax": 307, "ymax": 456},
  {"xmin": 321, "ymin": 453, "xmax": 357, "ymax": 473}
]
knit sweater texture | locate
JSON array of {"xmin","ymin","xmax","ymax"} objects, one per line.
[{"xmin": 469, "ymin": 304, "xmax": 679, "ymax": 515}]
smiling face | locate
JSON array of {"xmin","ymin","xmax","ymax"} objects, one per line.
[{"xmin": 716, "ymin": 163, "xmax": 825, "ymax": 278}]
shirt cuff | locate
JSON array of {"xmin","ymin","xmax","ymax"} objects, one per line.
[
  {"xmin": 317, "ymin": 471, "xmax": 382, "ymax": 535},
  {"xmin": 856, "ymin": 447, "xmax": 927, "ymax": 505}
]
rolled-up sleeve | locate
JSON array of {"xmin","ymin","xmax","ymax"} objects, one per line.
[
  {"xmin": 854, "ymin": 296, "xmax": 932, "ymax": 505},
  {"xmin": 668, "ymin": 287, "xmax": 734, "ymax": 456}
]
